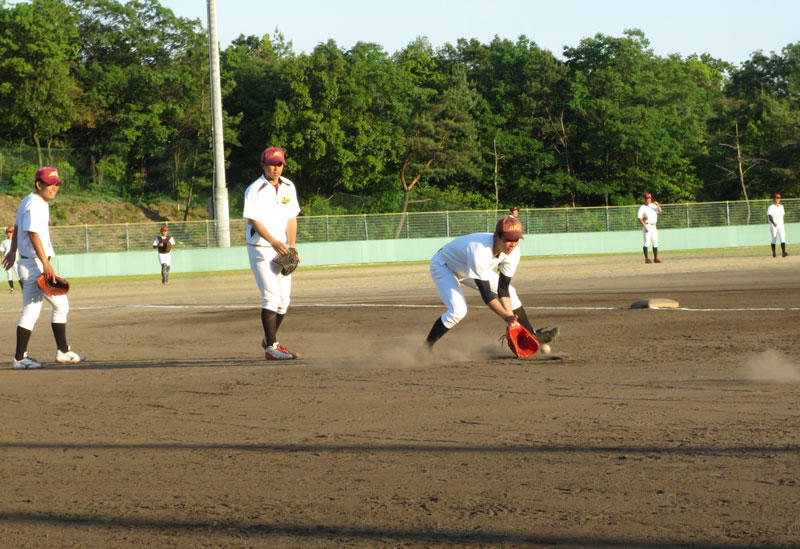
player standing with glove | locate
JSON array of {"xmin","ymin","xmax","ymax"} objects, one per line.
[
  {"xmin": 3, "ymin": 167, "xmax": 84, "ymax": 369},
  {"xmin": 152, "ymin": 226, "xmax": 176, "ymax": 284},
  {"xmin": 243, "ymin": 147, "xmax": 301, "ymax": 360},
  {"xmin": 637, "ymin": 192, "xmax": 662, "ymax": 263},
  {"xmin": 424, "ymin": 215, "xmax": 558, "ymax": 351},
  {"xmin": 767, "ymin": 193, "xmax": 788, "ymax": 257}
]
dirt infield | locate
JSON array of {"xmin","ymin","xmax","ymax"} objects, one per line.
[{"xmin": 1, "ymin": 251, "xmax": 799, "ymax": 547}]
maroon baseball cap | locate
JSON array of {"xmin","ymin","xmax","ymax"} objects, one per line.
[
  {"xmin": 5, "ymin": 227, "xmax": 12, "ymax": 234},
  {"xmin": 161, "ymin": 226, "xmax": 168, "ymax": 232},
  {"xmin": 773, "ymin": 193, "xmax": 781, "ymax": 199},
  {"xmin": 35, "ymin": 167, "xmax": 62, "ymax": 186},
  {"xmin": 644, "ymin": 192, "xmax": 652, "ymax": 198},
  {"xmin": 261, "ymin": 147, "xmax": 286, "ymax": 166},
  {"xmin": 495, "ymin": 216, "xmax": 524, "ymax": 240}
]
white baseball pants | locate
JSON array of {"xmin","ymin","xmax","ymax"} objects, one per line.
[
  {"xmin": 770, "ymin": 224, "xmax": 786, "ymax": 244},
  {"xmin": 17, "ymin": 257, "xmax": 69, "ymax": 330},
  {"xmin": 248, "ymin": 245, "xmax": 292, "ymax": 313},
  {"xmin": 430, "ymin": 255, "xmax": 522, "ymax": 329},
  {"xmin": 642, "ymin": 224, "xmax": 659, "ymax": 248}
]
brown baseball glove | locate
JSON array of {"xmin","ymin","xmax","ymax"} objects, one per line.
[
  {"xmin": 37, "ymin": 273, "xmax": 70, "ymax": 296},
  {"xmin": 273, "ymin": 247, "xmax": 299, "ymax": 275},
  {"xmin": 501, "ymin": 322, "xmax": 540, "ymax": 358}
]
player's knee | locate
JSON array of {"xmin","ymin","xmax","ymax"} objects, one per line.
[{"xmin": 443, "ymin": 306, "xmax": 467, "ymax": 328}]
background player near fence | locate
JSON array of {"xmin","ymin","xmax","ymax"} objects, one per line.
[
  {"xmin": 767, "ymin": 193, "xmax": 788, "ymax": 257},
  {"xmin": 2, "ymin": 167, "xmax": 84, "ymax": 369},
  {"xmin": 1, "ymin": 226, "xmax": 21, "ymax": 294},
  {"xmin": 243, "ymin": 146, "xmax": 301, "ymax": 361},
  {"xmin": 637, "ymin": 192, "xmax": 663, "ymax": 263},
  {"xmin": 425, "ymin": 215, "xmax": 559, "ymax": 351},
  {"xmin": 152, "ymin": 226, "xmax": 176, "ymax": 284}
]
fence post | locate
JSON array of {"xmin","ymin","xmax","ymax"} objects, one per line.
[
  {"xmin": 606, "ymin": 207, "xmax": 610, "ymax": 231},
  {"xmin": 486, "ymin": 211, "xmax": 490, "ymax": 232},
  {"xmin": 85, "ymin": 225, "xmax": 89, "ymax": 253},
  {"xmin": 726, "ymin": 202, "xmax": 730, "ymax": 226},
  {"xmin": 446, "ymin": 211, "xmax": 450, "ymax": 237},
  {"xmin": 326, "ymin": 215, "xmax": 330, "ymax": 241},
  {"xmin": 406, "ymin": 212, "xmax": 410, "ymax": 238},
  {"xmin": 206, "ymin": 220, "xmax": 210, "ymax": 247},
  {"xmin": 364, "ymin": 215, "xmax": 369, "ymax": 240},
  {"xmin": 125, "ymin": 224, "xmax": 130, "ymax": 251},
  {"xmin": 565, "ymin": 210, "xmax": 570, "ymax": 232},
  {"xmin": 686, "ymin": 204, "xmax": 690, "ymax": 228}
]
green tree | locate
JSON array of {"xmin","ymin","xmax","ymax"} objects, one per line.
[
  {"xmin": 563, "ymin": 30, "xmax": 719, "ymax": 205},
  {"xmin": 0, "ymin": 0, "xmax": 80, "ymax": 163}
]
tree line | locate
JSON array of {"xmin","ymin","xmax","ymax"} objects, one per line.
[{"xmin": 1, "ymin": 0, "xmax": 798, "ymax": 218}]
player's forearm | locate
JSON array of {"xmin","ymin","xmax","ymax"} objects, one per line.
[
  {"xmin": 487, "ymin": 298, "xmax": 515, "ymax": 323},
  {"xmin": 286, "ymin": 217, "xmax": 298, "ymax": 248}
]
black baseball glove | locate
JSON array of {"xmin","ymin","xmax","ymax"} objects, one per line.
[{"xmin": 273, "ymin": 248, "xmax": 299, "ymax": 275}]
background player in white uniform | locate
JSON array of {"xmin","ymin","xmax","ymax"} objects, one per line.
[
  {"xmin": 637, "ymin": 192, "xmax": 662, "ymax": 263},
  {"xmin": 2, "ymin": 167, "xmax": 85, "ymax": 369},
  {"xmin": 152, "ymin": 226, "xmax": 176, "ymax": 284},
  {"xmin": 767, "ymin": 192, "xmax": 788, "ymax": 257},
  {"xmin": 1, "ymin": 226, "xmax": 21, "ymax": 294},
  {"xmin": 425, "ymin": 215, "xmax": 558, "ymax": 350},
  {"xmin": 243, "ymin": 147, "xmax": 301, "ymax": 360}
]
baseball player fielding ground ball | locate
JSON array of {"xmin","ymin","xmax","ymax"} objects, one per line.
[
  {"xmin": 424, "ymin": 215, "xmax": 559, "ymax": 354},
  {"xmin": 767, "ymin": 193, "xmax": 788, "ymax": 258},
  {"xmin": 243, "ymin": 147, "xmax": 301, "ymax": 361},
  {"xmin": 637, "ymin": 192, "xmax": 663, "ymax": 263},
  {"xmin": 3, "ymin": 167, "xmax": 85, "ymax": 369}
]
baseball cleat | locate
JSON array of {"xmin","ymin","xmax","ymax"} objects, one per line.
[
  {"xmin": 12, "ymin": 356, "xmax": 42, "ymax": 369},
  {"xmin": 654, "ymin": 257, "xmax": 661, "ymax": 263},
  {"xmin": 783, "ymin": 252, "xmax": 789, "ymax": 257},
  {"xmin": 56, "ymin": 348, "xmax": 85, "ymax": 364},
  {"xmin": 265, "ymin": 344, "xmax": 297, "ymax": 360},
  {"xmin": 644, "ymin": 258, "xmax": 652, "ymax": 264},
  {"xmin": 535, "ymin": 326, "xmax": 559, "ymax": 344},
  {"xmin": 262, "ymin": 337, "xmax": 300, "ymax": 358}
]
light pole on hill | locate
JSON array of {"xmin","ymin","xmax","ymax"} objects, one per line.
[{"xmin": 206, "ymin": 0, "xmax": 230, "ymax": 247}]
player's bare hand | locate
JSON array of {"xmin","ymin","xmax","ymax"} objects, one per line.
[
  {"xmin": 272, "ymin": 242, "xmax": 289, "ymax": 255},
  {"xmin": 42, "ymin": 262, "xmax": 55, "ymax": 282}
]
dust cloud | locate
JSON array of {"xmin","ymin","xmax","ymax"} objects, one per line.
[{"xmin": 741, "ymin": 350, "xmax": 800, "ymax": 382}]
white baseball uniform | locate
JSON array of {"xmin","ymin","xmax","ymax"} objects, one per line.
[
  {"xmin": 430, "ymin": 232, "xmax": 522, "ymax": 329},
  {"xmin": 14, "ymin": 192, "xmax": 68, "ymax": 330},
  {"xmin": 0, "ymin": 237, "xmax": 20, "ymax": 283},
  {"xmin": 153, "ymin": 234, "xmax": 176, "ymax": 266},
  {"xmin": 767, "ymin": 203, "xmax": 786, "ymax": 244},
  {"xmin": 637, "ymin": 203, "xmax": 660, "ymax": 248},
  {"xmin": 243, "ymin": 174, "xmax": 300, "ymax": 314}
]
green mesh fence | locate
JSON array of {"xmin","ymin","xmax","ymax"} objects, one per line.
[{"xmin": 38, "ymin": 198, "xmax": 795, "ymax": 254}]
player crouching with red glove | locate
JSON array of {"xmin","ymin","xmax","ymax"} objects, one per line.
[{"xmin": 424, "ymin": 215, "xmax": 558, "ymax": 353}]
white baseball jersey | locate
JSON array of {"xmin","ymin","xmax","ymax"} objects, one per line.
[
  {"xmin": 637, "ymin": 203, "xmax": 659, "ymax": 225},
  {"xmin": 15, "ymin": 192, "xmax": 54, "ymax": 259},
  {"xmin": 243, "ymin": 175, "xmax": 300, "ymax": 246},
  {"xmin": 435, "ymin": 233, "xmax": 521, "ymax": 281},
  {"xmin": 767, "ymin": 203, "xmax": 785, "ymax": 226}
]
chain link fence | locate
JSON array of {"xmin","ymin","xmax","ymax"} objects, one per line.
[{"xmin": 48, "ymin": 199, "xmax": 795, "ymax": 254}]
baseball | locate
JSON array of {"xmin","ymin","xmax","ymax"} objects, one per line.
[{"xmin": 541, "ymin": 343, "xmax": 551, "ymax": 354}]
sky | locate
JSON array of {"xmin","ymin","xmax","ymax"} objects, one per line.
[{"xmin": 156, "ymin": 0, "xmax": 800, "ymax": 66}]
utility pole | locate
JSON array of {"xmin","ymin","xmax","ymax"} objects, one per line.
[{"xmin": 206, "ymin": 0, "xmax": 230, "ymax": 246}]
